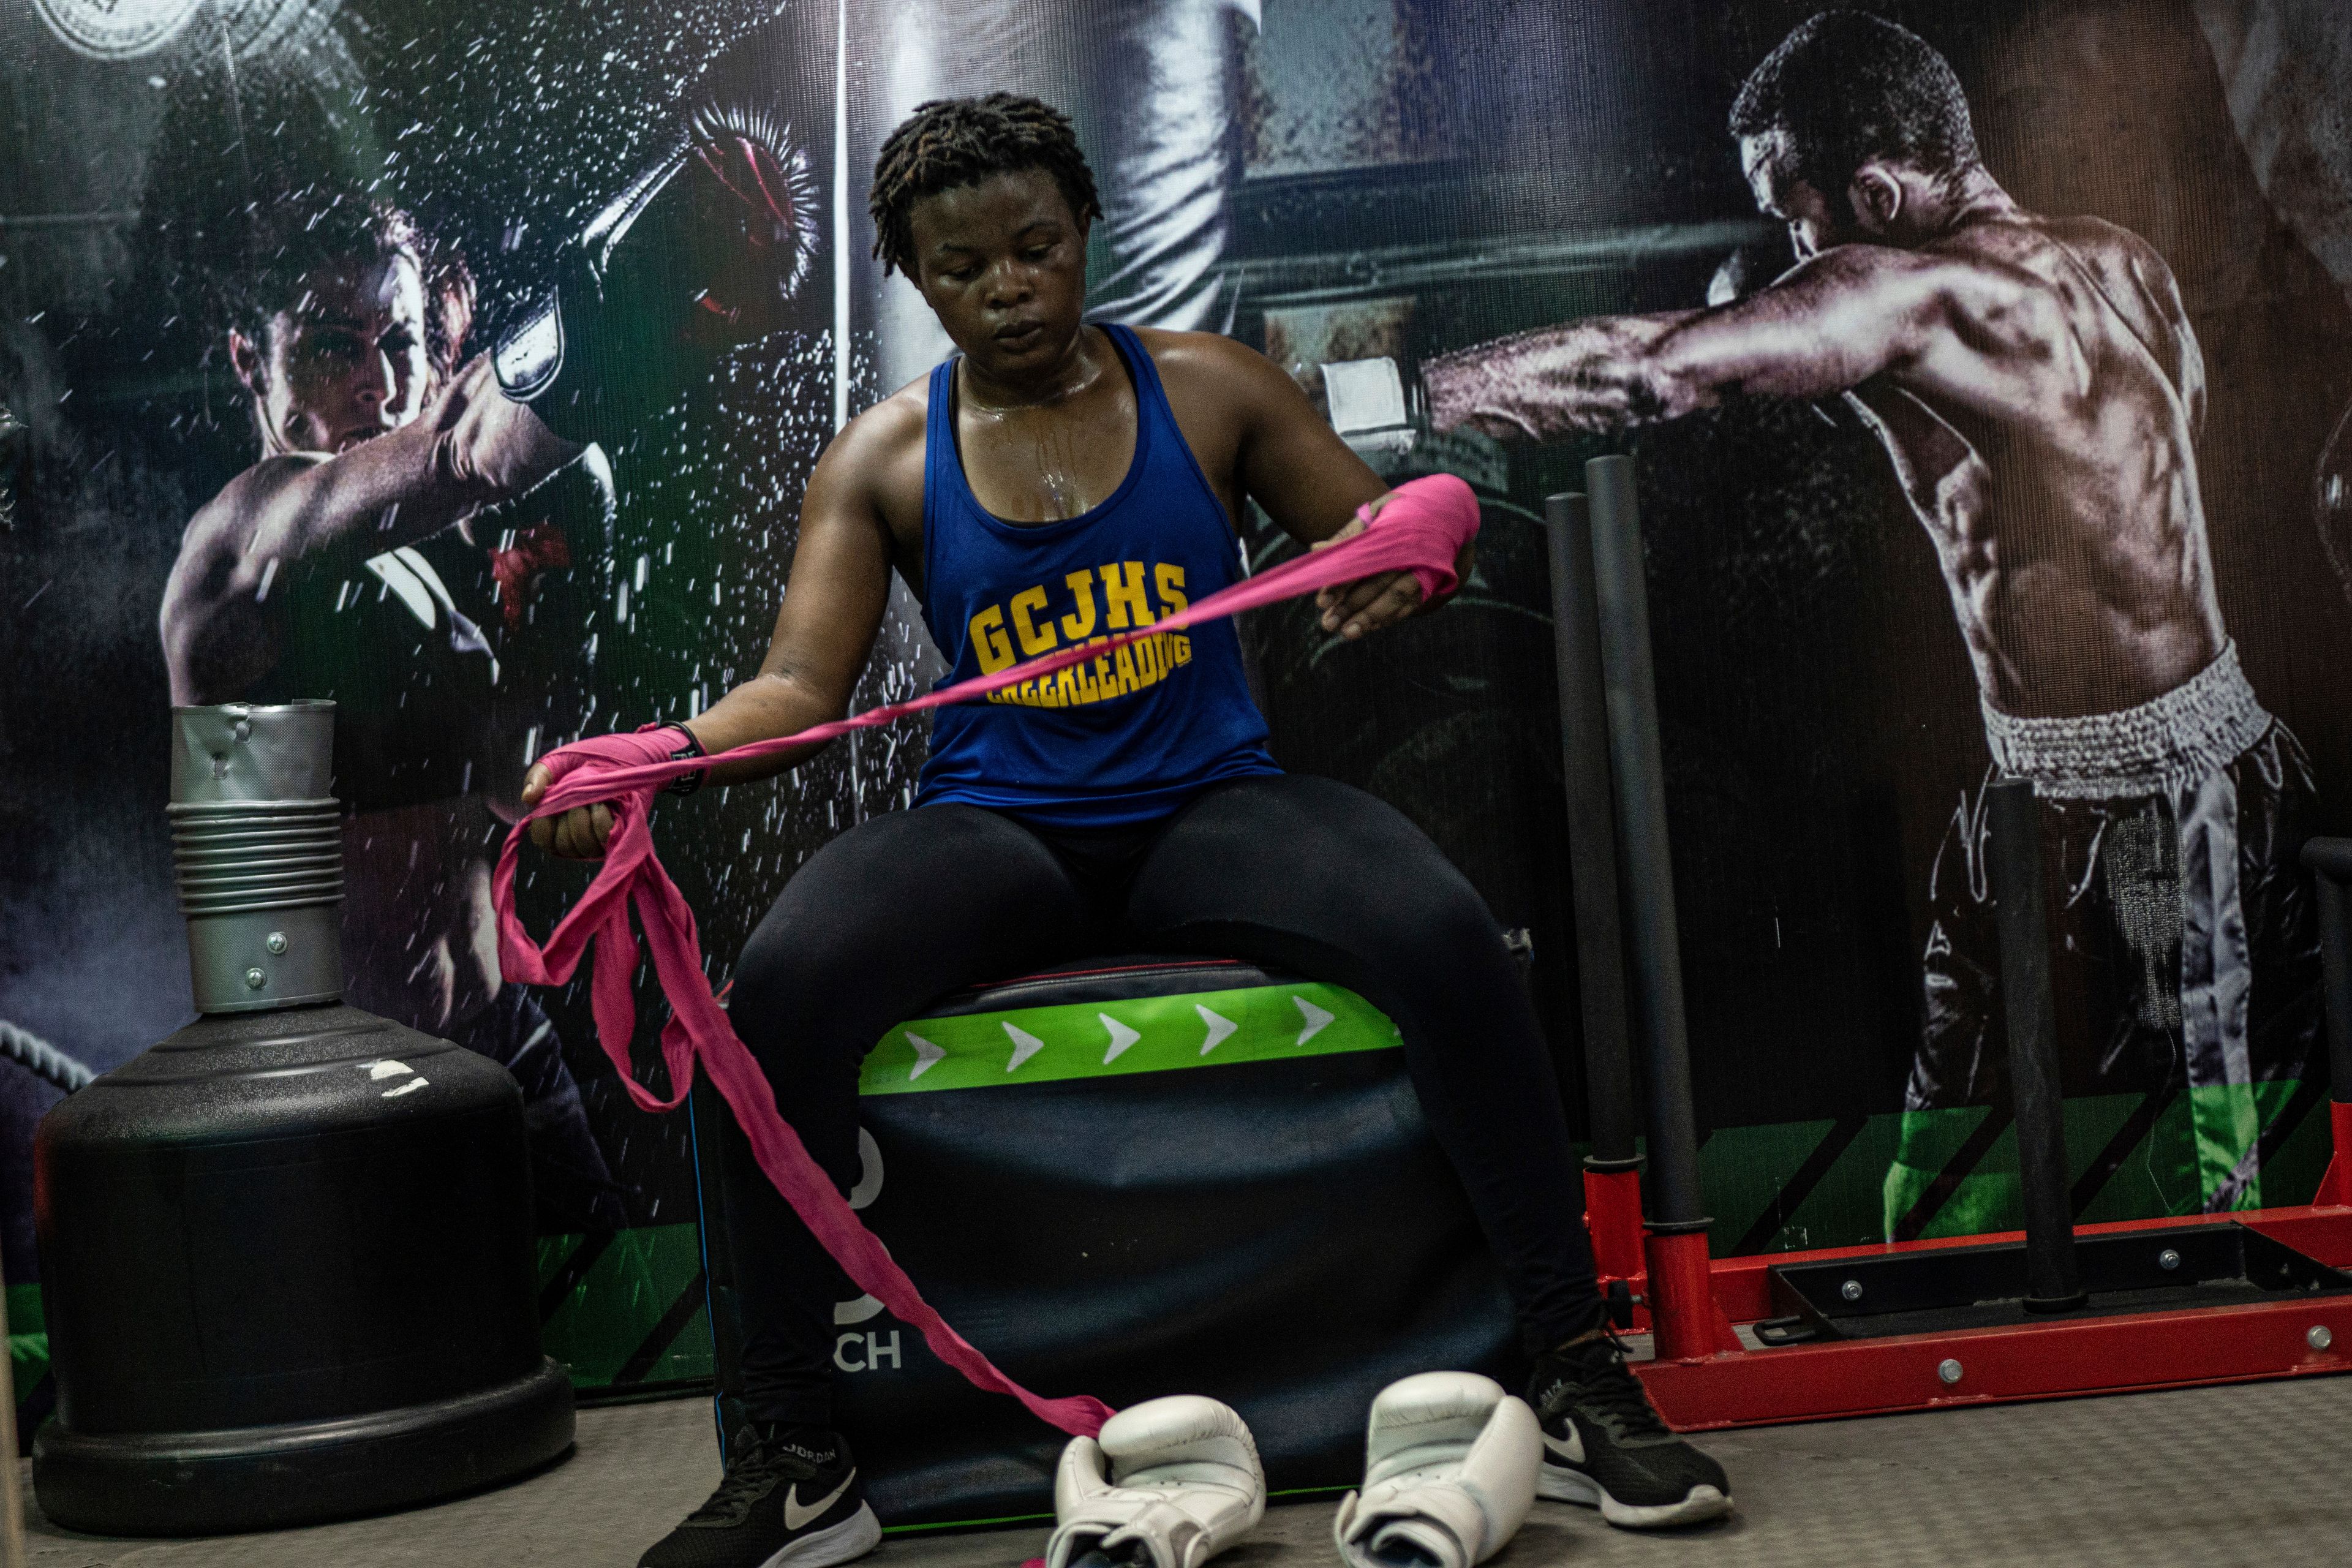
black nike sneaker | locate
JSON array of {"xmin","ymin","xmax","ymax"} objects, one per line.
[
  {"xmin": 1526, "ymin": 1333, "xmax": 1732, "ymax": 1528},
  {"xmin": 638, "ymin": 1422, "xmax": 882, "ymax": 1568}
]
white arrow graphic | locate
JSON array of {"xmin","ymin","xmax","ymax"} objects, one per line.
[
  {"xmin": 1196, "ymin": 1005, "xmax": 1238, "ymax": 1055},
  {"xmin": 1100, "ymin": 1013, "xmax": 1141, "ymax": 1064},
  {"xmin": 1294, "ymin": 995, "xmax": 1334, "ymax": 1046},
  {"xmin": 1004, "ymin": 1022, "xmax": 1046, "ymax": 1072},
  {"xmin": 907, "ymin": 1033, "xmax": 945, "ymax": 1081}
]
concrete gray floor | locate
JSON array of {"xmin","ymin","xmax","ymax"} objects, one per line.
[{"xmin": 20, "ymin": 1374, "xmax": 2352, "ymax": 1568}]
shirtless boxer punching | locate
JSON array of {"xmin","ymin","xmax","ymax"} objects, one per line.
[
  {"xmin": 160, "ymin": 89, "xmax": 816, "ymax": 1231},
  {"xmin": 523, "ymin": 93, "xmax": 1732, "ymax": 1568},
  {"xmin": 1422, "ymin": 10, "xmax": 2323, "ymax": 1225}
]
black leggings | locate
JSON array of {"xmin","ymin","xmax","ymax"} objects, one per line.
[{"xmin": 725, "ymin": 772, "xmax": 1599, "ymax": 1424}]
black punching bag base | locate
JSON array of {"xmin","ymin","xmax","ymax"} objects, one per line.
[
  {"xmin": 32, "ymin": 1003, "xmax": 574, "ymax": 1537},
  {"xmin": 32, "ymin": 1357, "xmax": 576, "ymax": 1537}
]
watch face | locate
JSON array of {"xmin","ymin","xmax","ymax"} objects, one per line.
[
  {"xmin": 2323, "ymin": 396, "xmax": 2352, "ymax": 604},
  {"xmin": 31, "ymin": 0, "xmax": 205, "ymax": 59},
  {"xmin": 0, "ymin": 401, "xmax": 22, "ymax": 534}
]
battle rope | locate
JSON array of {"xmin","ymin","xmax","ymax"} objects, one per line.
[
  {"xmin": 495, "ymin": 475, "xmax": 1480, "ymax": 1436},
  {"xmin": 0, "ymin": 1019, "xmax": 96, "ymax": 1093}
]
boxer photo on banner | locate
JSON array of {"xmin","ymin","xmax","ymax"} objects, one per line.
[
  {"xmin": 1422, "ymin": 9, "xmax": 2331, "ymax": 1230},
  {"xmin": 2, "ymin": 0, "xmax": 844, "ymax": 1429}
]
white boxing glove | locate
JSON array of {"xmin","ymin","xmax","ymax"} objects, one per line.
[
  {"xmin": 1047, "ymin": 1395, "xmax": 1267, "ymax": 1568},
  {"xmin": 1333, "ymin": 1373, "xmax": 1542, "ymax": 1568}
]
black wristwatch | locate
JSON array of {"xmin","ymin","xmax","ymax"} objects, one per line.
[{"xmin": 665, "ymin": 725, "xmax": 709, "ymax": 796}]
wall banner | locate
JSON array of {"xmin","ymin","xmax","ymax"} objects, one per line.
[{"xmin": 8, "ymin": 0, "xmax": 2352, "ymax": 1472}]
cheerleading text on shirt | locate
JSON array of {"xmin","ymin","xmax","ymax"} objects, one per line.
[{"xmin": 969, "ymin": 560, "xmax": 1195, "ymax": 709}]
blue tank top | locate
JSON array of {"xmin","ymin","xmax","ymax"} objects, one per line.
[{"xmin": 913, "ymin": 323, "xmax": 1280, "ymax": 827}]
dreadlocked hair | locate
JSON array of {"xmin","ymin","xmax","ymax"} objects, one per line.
[{"xmin": 869, "ymin": 92, "xmax": 1102, "ymax": 277}]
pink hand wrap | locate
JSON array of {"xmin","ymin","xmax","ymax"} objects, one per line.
[
  {"xmin": 496, "ymin": 475, "xmax": 1479, "ymax": 1436},
  {"xmin": 1362, "ymin": 472, "xmax": 1478, "ymax": 605}
]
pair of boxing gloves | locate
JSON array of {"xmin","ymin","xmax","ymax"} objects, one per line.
[{"xmin": 1048, "ymin": 1372, "xmax": 1540, "ymax": 1568}]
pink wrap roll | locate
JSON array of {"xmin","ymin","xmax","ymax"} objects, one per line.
[{"xmin": 496, "ymin": 474, "xmax": 1479, "ymax": 1436}]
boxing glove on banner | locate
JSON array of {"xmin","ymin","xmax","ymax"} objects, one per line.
[
  {"xmin": 1047, "ymin": 1396, "xmax": 1267, "ymax": 1568},
  {"xmin": 494, "ymin": 95, "xmax": 819, "ymax": 446},
  {"xmin": 1333, "ymin": 1373, "xmax": 1542, "ymax": 1568},
  {"xmin": 1309, "ymin": 358, "xmax": 1509, "ymax": 492},
  {"xmin": 1318, "ymin": 356, "xmax": 1428, "ymax": 456}
]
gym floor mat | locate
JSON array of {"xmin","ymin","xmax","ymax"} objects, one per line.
[{"xmin": 22, "ymin": 1372, "xmax": 2352, "ymax": 1567}]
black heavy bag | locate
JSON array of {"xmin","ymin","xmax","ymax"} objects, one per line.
[
  {"xmin": 696, "ymin": 956, "xmax": 1517, "ymax": 1526},
  {"xmin": 31, "ymin": 702, "xmax": 573, "ymax": 1535}
]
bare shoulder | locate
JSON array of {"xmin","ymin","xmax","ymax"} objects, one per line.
[
  {"xmin": 169, "ymin": 456, "xmax": 317, "ymax": 590},
  {"xmin": 2038, "ymin": 213, "xmax": 2173, "ymax": 274},
  {"xmin": 1132, "ymin": 326, "xmax": 1288, "ymax": 391},
  {"xmin": 208, "ymin": 454, "xmax": 325, "ymax": 528},
  {"xmin": 810, "ymin": 369, "xmax": 932, "ymax": 540},
  {"xmin": 2038, "ymin": 213, "xmax": 2187, "ymax": 318},
  {"xmin": 1936, "ymin": 213, "xmax": 2173, "ymax": 303},
  {"xmin": 827, "ymin": 371, "xmax": 929, "ymax": 468},
  {"xmin": 1773, "ymin": 238, "xmax": 2005, "ymax": 309},
  {"xmin": 1879, "ymin": 223, "xmax": 2044, "ymax": 290},
  {"xmin": 1894, "ymin": 222, "xmax": 2087, "ymax": 330},
  {"xmin": 818, "ymin": 372, "xmax": 927, "ymax": 492},
  {"xmin": 1739, "ymin": 241, "xmax": 2014, "ymax": 348},
  {"xmin": 162, "ymin": 461, "xmax": 316, "ymax": 699},
  {"xmin": 1132, "ymin": 326, "xmax": 1313, "ymax": 450}
]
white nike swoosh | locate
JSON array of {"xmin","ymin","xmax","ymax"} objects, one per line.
[
  {"xmin": 783, "ymin": 1468, "xmax": 856, "ymax": 1531},
  {"xmin": 1542, "ymin": 1428, "xmax": 1585, "ymax": 1465}
]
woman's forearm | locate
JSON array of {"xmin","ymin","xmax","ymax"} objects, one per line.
[{"xmin": 677, "ymin": 671, "xmax": 848, "ymax": 787}]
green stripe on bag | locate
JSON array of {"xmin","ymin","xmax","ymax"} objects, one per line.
[{"xmin": 862, "ymin": 982, "xmax": 1397, "ymax": 1096}]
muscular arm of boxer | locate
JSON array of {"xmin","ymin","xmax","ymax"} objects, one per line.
[
  {"xmin": 1423, "ymin": 244, "xmax": 1986, "ymax": 441},
  {"xmin": 162, "ymin": 355, "xmax": 579, "ymax": 706},
  {"xmin": 247, "ymin": 355, "xmax": 578, "ymax": 562}
]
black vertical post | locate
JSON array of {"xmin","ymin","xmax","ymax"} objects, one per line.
[
  {"xmin": 1986, "ymin": 779, "xmax": 2086, "ymax": 1312},
  {"xmin": 1545, "ymin": 492, "xmax": 1641, "ymax": 1170},
  {"xmin": 1583, "ymin": 456, "xmax": 1708, "ymax": 1232},
  {"xmin": 2299, "ymin": 839, "xmax": 2352, "ymax": 1107},
  {"xmin": 687, "ymin": 1074, "xmax": 748, "ymax": 1455}
]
